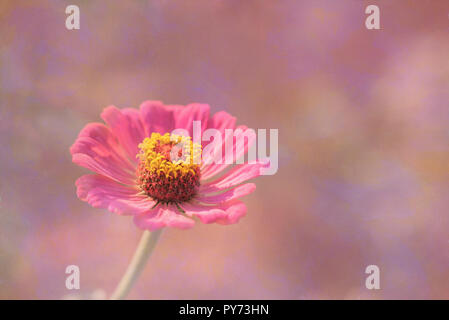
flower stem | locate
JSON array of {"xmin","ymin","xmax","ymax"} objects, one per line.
[{"xmin": 109, "ymin": 229, "xmax": 162, "ymax": 300}]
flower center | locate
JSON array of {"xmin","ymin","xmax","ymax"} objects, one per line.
[{"xmin": 136, "ymin": 133, "xmax": 202, "ymax": 204}]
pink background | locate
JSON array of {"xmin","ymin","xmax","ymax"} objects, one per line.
[{"xmin": 1, "ymin": 0, "xmax": 449, "ymax": 299}]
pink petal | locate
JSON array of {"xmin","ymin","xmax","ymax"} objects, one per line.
[
  {"xmin": 139, "ymin": 100, "xmax": 179, "ymax": 136},
  {"xmin": 201, "ymin": 111, "xmax": 237, "ymax": 164},
  {"xmin": 206, "ymin": 110, "xmax": 236, "ymax": 133},
  {"xmin": 133, "ymin": 204, "xmax": 195, "ymax": 231},
  {"xmin": 201, "ymin": 125, "xmax": 256, "ymax": 180},
  {"xmin": 101, "ymin": 106, "xmax": 145, "ymax": 162},
  {"xmin": 70, "ymin": 123, "xmax": 137, "ymax": 185},
  {"xmin": 76, "ymin": 175, "xmax": 156, "ymax": 216},
  {"xmin": 200, "ymin": 160, "xmax": 269, "ymax": 193},
  {"xmin": 180, "ymin": 201, "xmax": 247, "ymax": 225},
  {"xmin": 195, "ymin": 183, "xmax": 256, "ymax": 204},
  {"xmin": 140, "ymin": 100, "xmax": 210, "ymax": 138},
  {"xmin": 215, "ymin": 201, "xmax": 247, "ymax": 225},
  {"xmin": 173, "ymin": 103, "xmax": 210, "ymax": 138},
  {"xmin": 201, "ymin": 120, "xmax": 242, "ymax": 167}
]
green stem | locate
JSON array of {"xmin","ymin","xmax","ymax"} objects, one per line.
[{"xmin": 109, "ymin": 229, "xmax": 162, "ymax": 300}]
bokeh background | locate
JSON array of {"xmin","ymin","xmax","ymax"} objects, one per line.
[{"xmin": 1, "ymin": 0, "xmax": 449, "ymax": 299}]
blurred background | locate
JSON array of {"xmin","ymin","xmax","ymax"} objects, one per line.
[{"xmin": 1, "ymin": 0, "xmax": 449, "ymax": 299}]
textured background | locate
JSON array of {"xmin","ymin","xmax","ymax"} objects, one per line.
[{"xmin": 1, "ymin": 0, "xmax": 449, "ymax": 299}]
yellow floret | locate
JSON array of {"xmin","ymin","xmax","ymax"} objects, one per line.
[{"xmin": 137, "ymin": 132, "xmax": 202, "ymax": 178}]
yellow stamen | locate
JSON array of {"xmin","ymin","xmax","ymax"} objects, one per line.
[{"xmin": 137, "ymin": 132, "xmax": 202, "ymax": 181}]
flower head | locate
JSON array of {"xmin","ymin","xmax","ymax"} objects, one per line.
[
  {"xmin": 70, "ymin": 101, "xmax": 268, "ymax": 230},
  {"xmin": 136, "ymin": 132, "xmax": 201, "ymax": 204}
]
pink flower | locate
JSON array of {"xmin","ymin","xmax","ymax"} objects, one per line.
[{"xmin": 71, "ymin": 101, "xmax": 268, "ymax": 230}]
